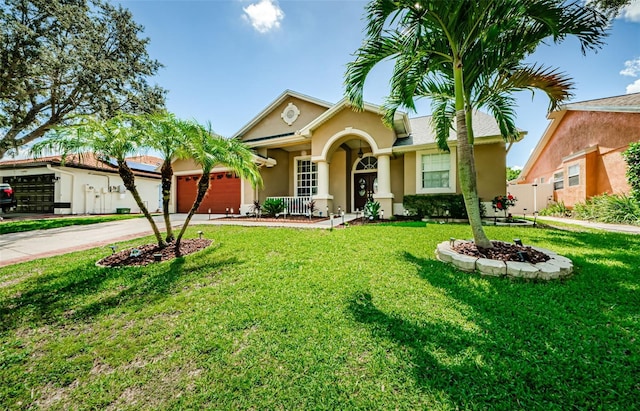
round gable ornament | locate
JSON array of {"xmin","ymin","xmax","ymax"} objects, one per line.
[{"xmin": 281, "ymin": 102, "xmax": 300, "ymax": 126}]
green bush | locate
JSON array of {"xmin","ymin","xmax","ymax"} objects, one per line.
[
  {"xmin": 364, "ymin": 199, "xmax": 382, "ymax": 220},
  {"xmin": 573, "ymin": 193, "xmax": 640, "ymax": 225},
  {"xmin": 539, "ymin": 201, "xmax": 571, "ymax": 217},
  {"xmin": 623, "ymin": 142, "xmax": 640, "ymax": 202},
  {"xmin": 402, "ymin": 194, "xmax": 485, "ymax": 219},
  {"xmin": 261, "ymin": 198, "xmax": 285, "ymax": 217}
]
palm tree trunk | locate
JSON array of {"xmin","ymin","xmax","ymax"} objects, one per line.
[
  {"xmin": 456, "ymin": 111, "xmax": 492, "ymax": 248},
  {"xmin": 160, "ymin": 161, "xmax": 174, "ymax": 243},
  {"xmin": 118, "ymin": 161, "xmax": 167, "ymax": 248},
  {"xmin": 453, "ymin": 59, "xmax": 493, "ymax": 249},
  {"xmin": 175, "ymin": 173, "xmax": 210, "ymax": 256}
]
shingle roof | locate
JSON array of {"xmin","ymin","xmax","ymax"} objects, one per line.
[
  {"xmin": 563, "ymin": 93, "xmax": 640, "ymax": 112},
  {"xmin": 0, "ymin": 153, "xmax": 161, "ymax": 178},
  {"xmin": 395, "ymin": 110, "xmax": 508, "ymax": 147}
]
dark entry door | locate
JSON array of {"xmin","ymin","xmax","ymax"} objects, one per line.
[{"xmin": 353, "ymin": 172, "xmax": 377, "ymax": 211}]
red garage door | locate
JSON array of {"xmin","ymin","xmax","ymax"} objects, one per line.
[{"xmin": 177, "ymin": 172, "xmax": 241, "ymax": 214}]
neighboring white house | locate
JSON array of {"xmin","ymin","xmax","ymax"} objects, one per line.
[{"xmin": 0, "ymin": 154, "xmax": 162, "ymax": 215}]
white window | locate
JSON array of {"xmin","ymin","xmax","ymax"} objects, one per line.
[
  {"xmin": 568, "ymin": 164, "xmax": 580, "ymax": 187},
  {"xmin": 422, "ymin": 153, "xmax": 450, "ymax": 188},
  {"xmin": 554, "ymin": 171, "xmax": 564, "ymax": 190},
  {"xmin": 295, "ymin": 157, "xmax": 317, "ymax": 197},
  {"xmin": 540, "ymin": 177, "xmax": 545, "ymax": 184},
  {"xmin": 416, "ymin": 150, "xmax": 456, "ymax": 194}
]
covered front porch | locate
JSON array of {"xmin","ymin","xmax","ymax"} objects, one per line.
[{"xmin": 241, "ymin": 132, "xmax": 400, "ymax": 217}]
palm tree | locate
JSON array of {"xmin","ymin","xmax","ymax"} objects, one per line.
[
  {"xmin": 174, "ymin": 122, "xmax": 262, "ymax": 255},
  {"xmin": 136, "ymin": 111, "xmax": 190, "ymax": 243},
  {"xmin": 345, "ymin": 0, "xmax": 608, "ymax": 248},
  {"xmin": 31, "ymin": 114, "xmax": 167, "ymax": 248}
]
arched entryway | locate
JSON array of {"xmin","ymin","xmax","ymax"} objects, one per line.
[{"xmin": 352, "ymin": 155, "xmax": 378, "ymax": 211}]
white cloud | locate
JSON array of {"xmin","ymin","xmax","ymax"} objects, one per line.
[
  {"xmin": 242, "ymin": 0, "xmax": 284, "ymax": 34},
  {"xmin": 626, "ymin": 79, "xmax": 640, "ymax": 93},
  {"xmin": 619, "ymin": 0, "xmax": 640, "ymax": 22},
  {"xmin": 620, "ymin": 57, "xmax": 640, "ymax": 76}
]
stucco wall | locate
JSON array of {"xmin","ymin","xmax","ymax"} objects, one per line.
[
  {"xmin": 172, "ymin": 158, "xmax": 200, "ymax": 173},
  {"xmin": 257, "ymin": 148, "xmax": 290, "ymax": 201},
  {"xmin": 523, "ymin": 110, "xmax": 638, "ymax": 205},
  {"xmin": 241, "ymin": 97, "xmax": 328, "ymax": 141},
  {"xmin": 310, "ymin": 108, "xmax": 396, "ymax": 158},
  {"xmin": 403, "ymin": 151, "xmax": 417, "ymax": 197},
  {"xmin": 474, "ymin": 142, "xmax": 507, "ymax": 201},
  {"xmin": 0, "ymin": 166, "xmax": 160, "ymax": 215},
  {"xmin": 390, "ymin": 155, "xmax": 404, "ymax": 201},
  {"xmin": 329, "ymin": 149, "xmax": 347, "ymax": 213}
]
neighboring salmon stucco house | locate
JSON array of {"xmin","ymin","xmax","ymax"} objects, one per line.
[
  {"xmin": 516, "ymin": 93, "xmax": 640, "ymax": 208},
  {"xmin": 172, "ymin": 90, "xmax": 524, "ymax": 216}
]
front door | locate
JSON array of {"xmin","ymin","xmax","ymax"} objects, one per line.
[{"xmin": 353, "ymin": 172, "xmax": 377, "ymax": 211}]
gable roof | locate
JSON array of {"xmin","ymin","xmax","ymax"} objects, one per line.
[
  {"xmin": 394, "ymin": 110, "xmax": 521, "ymax": 149},
  {"xmin": 231, "ymin": 90, "xmax": 333, "ymax": 140},
  {"xmin": 519, "ymin": 92, "xmax": 640, "ymax": 181},
  {"xmin": 298, "ymin": 97, "xmax": 410, "ymax": 138},
  {"xmin": 561, "ymin": 92, "xmax": 640, "ymax": 113}
]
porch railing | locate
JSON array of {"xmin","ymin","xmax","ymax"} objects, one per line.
[{"xmin": 266, "ymin": 196, "xmax": 312, "ymax": 215}]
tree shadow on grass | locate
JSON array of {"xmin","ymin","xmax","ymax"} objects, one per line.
[
  {"xmin": 0, "ymin": 250, "xmax": 239, "ymax": 332},
  {"xmin": 347, "ymin": 248, "xmax": 640, "ymax": 409}
]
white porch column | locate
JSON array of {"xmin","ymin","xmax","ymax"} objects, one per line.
[
  {"xmin": 373, "ymin": 154, "xmax": 394, "ymax": 217},
  {"xmin": 376, "ymin": 154, "xmax": 392, "ymax": 196},
  {"xmin": 317, "ymin": 160, "xmax": 330, "ymax": 198},
  {"xmin": 313, "ymin": 160, "xmax": 333, "ymax": 216}
]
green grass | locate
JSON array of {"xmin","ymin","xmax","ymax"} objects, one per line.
[
  {"xmin": 1, "ymin": 224, "xmax": 639, "ymax": 409},
  {"xmin": 0, "ymin": 214, "xmax": 143, "ymax": 234}
]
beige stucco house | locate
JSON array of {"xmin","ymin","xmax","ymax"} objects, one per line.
[{"xmin": 171, "ymin": 90, "xmax": 524, "ymax": 216}]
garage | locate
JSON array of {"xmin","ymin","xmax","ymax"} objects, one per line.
[
  {"xmin": 177, "ymin": 172, "xmax": 241, "ymax": 214},
  {"xmin": 3, "ymin": 174, "xmax": 55, "ymax": 213}
]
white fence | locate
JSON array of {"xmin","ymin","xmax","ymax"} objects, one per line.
[
  {"xmin": 266, "ymin": 196, "xmax": 313, "ymax": 215},
  {"xmin": 505, "ymin": 183, "xmax": 555, "ymax": 216}
]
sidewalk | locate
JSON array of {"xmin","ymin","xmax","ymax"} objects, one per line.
[
  {"xmin": 535, "ymin": 216, "xmax": 640, "ymax": 234},
  {"xmin": 0, "ymin": 213, "xmax": 359, "ymax": 267}
]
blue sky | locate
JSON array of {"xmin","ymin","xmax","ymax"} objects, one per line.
[{"xmin": 113, "ymin": 0, "xmax": 640, "ymax": 168}]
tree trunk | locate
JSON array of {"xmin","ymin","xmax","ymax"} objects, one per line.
[
  {"xmin": 175, "ymin": 173, "xmax": 210, "ymax": 256},
  {"xmin": 453, "ymin": 57, "xmax": 493, "ymax": 248},
  {"xmin": 118, "ymin": 161, "xmax": 167, "ymax": 248},
  {"xmin": 160, "ymin": 160, "xmax": 174, "ymax": 243},
  {"xmin": 456, "ymin": 110, "xmax": 493, "ymax": 248}
]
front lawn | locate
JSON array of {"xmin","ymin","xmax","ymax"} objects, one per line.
[
  {"xmin": 0, "ymin": 214, "xmax": 143, "ymax": 235},
  {"xmin": 1, "ymin": 225, "xmax": 638, "ymax": 409}
]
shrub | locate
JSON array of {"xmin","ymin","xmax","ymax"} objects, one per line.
[
  {"xmin": 539, "ymin": 201, "xmax": 571, "ymax": 217},
  {"xmin": 623, "ymin": 142, "xmax": 640, "ymax": 202},
  {"xmin": 491, "ymin": 193, "xmax": 517, "ymax": 214},
  {"xmin": 364, "ymin": 199, "xmax": 381, "ymax": 220},
  {"xmin": 573, "ymin": 193, "xmax": 640, "ymax": 225},
  {"xmin": 261, "ymin": 198, "xmax": 285, "ymax": 217},
  {"xmin": 402, "ymin": 194, "xmax": 485, "ymax": 219}
]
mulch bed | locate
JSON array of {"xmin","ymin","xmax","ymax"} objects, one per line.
[
  {"xmin": 97, "ymin": 238, "xmax": 212, "ymax": 267},
  {"xmin": 222, "ymin": 216, "xmax": 329, "ymax": 224},
  {"xmin": 453, "ymin": 241, "xmax": 551, "ymax": 263}
]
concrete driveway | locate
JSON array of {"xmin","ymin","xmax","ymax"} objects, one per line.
[
  {"xmin": 0, "ymin": 214, "xmax": 211, "ymax": 267},
  {"xmin": 0, "ymin": 213, "xmax": 357, "ymax": 267}
]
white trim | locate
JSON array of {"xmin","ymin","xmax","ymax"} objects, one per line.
[
  {"xmin": 293, "ymin": 155, "xmax": 317, "ymax": 198},
  {"xmin": 415, "ymin": 148, "xmax": 457, "ymax": 194},
  {"xmin": 568, "ymin": 164, "xmax": 580, "ymax": 187},
  {"xmin": 313, "ymin": 128, "xmax": 380, "ymax": 163},
  {"xmin": 232, "ymin": 90, "xmax": 333, "ymax": 140},
  {"xmin": 562, "ymin": 145, "xmax": 598, "ymax": 163},
  {"xmin": 298, "ymin": 97, "xmax": 409, "ymax": 138}
]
